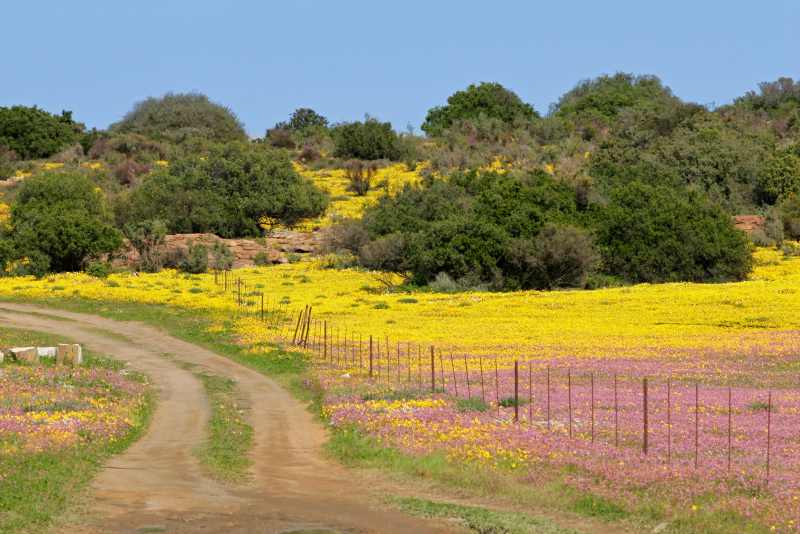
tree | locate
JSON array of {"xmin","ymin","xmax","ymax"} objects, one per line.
[
  {"xmin": 110, "ymin": 92, "xmax": 247, "ymax": 143},
  {"xmin": 0, "ymin": 106, "xmax": 80, "ymax": 159},
  {"xmin": 422, "ymin": 82, "xmax": 537, "ymax": 136},
  {"xmin": 125, "ymin": 219, "xmax": 167, "ymax": 272},
  {"xmin": 7, "ymin": 173, "xmax": 122, "ymax": 273},
  {"xmin": 596, "ymin": 181, "xmax": 752, "ymax": 283},
  {"xmin": 756, "ymin": 147, "xmax": 800, "ymax": 204},
  {"xmin": 553, "ymin": 73, "xmax": 679, "ymax": 124},
  {"xmin": 276, "ymin": 108, "xmax": 328, "ymax": 131},
  {"xmin": 123, "ymin": 142, "xmax": 328, "ymax": 237},
  {"xmin": 332, "ymin": 118, "xmax": 400, "ymax": 160}
]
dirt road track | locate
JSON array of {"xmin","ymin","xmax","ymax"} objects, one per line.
[{"xmin": 0, "ymin": 303, "xmax": 458, "ymax": 534}]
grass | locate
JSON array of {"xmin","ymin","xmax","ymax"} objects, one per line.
[
  {"xmin": 169, "ymin": 358, "xmax": 254, "ymax": 482},
  {"xmin": 390, "ymin": 496, "xmax": 580, "ymax": 534},
  {"xmin": 0, "ymin": 296, "xmax": 774, "ymax": 534},
  {"xmin": 0, "ymin": 327, "xmax": 153, "ymax": 534}
]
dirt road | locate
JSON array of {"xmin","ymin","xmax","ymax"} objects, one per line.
[{"xmin": 0, "ymin": 303, "xmax": 458, "ymax": 534}]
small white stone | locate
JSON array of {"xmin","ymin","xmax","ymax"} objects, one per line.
[{"xmin": 37, "ymin": 347, "xmax": 57, "ymax": 358}]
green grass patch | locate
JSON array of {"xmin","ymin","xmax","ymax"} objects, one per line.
[
  {"xmin": 194, "ymin": 372, "xmax": 253, "ymax": 482},
  {"xmin": 456, "ymin": 397, "xmax": 489, "ymax": 412},
  {"xmin": 391, "ymin": 496, "xmax": 579, "ymax": 534}
]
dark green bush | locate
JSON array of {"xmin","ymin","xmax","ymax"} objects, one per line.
[
  {"xmin": 422, "ymin": 82, "xmax": 537, "ymax": 136},
  {"xmin": 756, "ymin": 147, "xmax": 800, "ymax": 204},
  {"xmin": 122, "ymin": 142, "xmax": 328, "ymax": 237},
  {"xmin": 253, "ymin": 251, "xmax": 270, "ymax": 266},
  {"xmin": 0, "ymin": 106, "xmax": 80, "ymax": 159},
  {"xmin": 6, "ymin": 172, "xmax": 122, "ymax": 273},
  {"xmin": 275, "ymin": 108, "xmax": 328, "ymax": 131},
  {"xmin": 110, "ymin": 92, "xmax": 247, "ymax": 143},
  {"xmin": 596, "ymin": 182, "xmax": 752, "ymax": 283},
  {"xmin": 332, "ymin": 118, "xmax": 399, "ymax": 160},
  {"xmin": 178, "ymin": 242, "xmax": 209, "ymax": 273},
  {"xmin": 86, "ymin": 261, "xmax": 112, "ymax": 278},
  {"xmin": 505, "ymin": 224, "xmax": 599, "ymax": 290},
  {"xmin": 779, "ymin": 194, "xmax": 800, "ymax": 239}
]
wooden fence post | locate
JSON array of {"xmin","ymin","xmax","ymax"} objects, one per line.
[
  {"xmin": 323, "ymin": 321, "xmax": 328, "ymax": 362},
  {"xmin": 528, "ymin": 361, "xmax": 533, "ymax": 424},
  {"xmin": 292, "ymin": 306, "xmax": 305, "ymax": 345},
  {"xmin": 450, "ymin": 353, "xmax": 459, "ymax": 398},
  {"xmin": 260, "ymin": 293, "xmax": 264, "ymax": 322},
  {"xmin": 464, "ymin": 355, "xmax": 471, "ymax": 399},
  {"xmin": 369, "ymin": 336, "xmax": 374, "ymax": 378},
  {"xmin": 494, "ymin": 358, "xmax": 500, "ymax": 416},
  {"xmin": 479, "ymin": 356, "xmax": 486, "ymax": 402}
]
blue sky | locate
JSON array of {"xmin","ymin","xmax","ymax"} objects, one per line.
[{"xmin": 1, "ymin": 1, "xmax": 798, "ymax": 136}]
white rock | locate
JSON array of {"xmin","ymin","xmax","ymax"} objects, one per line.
[
  {"xmin": 37, "ymin": 347, "xmax": 57, "ymax": 358},
  {"xmin": 10, "ymin": 347, "xmax": 38, "ymax": 364}
]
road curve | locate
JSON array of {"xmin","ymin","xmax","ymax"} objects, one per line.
[{"xmin": 0, "ymin": 303, "xmax": 456, "ymax": 534}]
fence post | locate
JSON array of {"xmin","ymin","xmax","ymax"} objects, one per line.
[
  {"xmin": 514, "ymin": 360, "xmax": 519, "ymax": 423},
  {"xmin": 323, "ymin": 321, "xmax": 328, "ymax": 362},
  {"xmin": 369, "ymin": 336, "xmax": 374, "ymax": 378},
  {"xmin": 303, "ymin": 307, "xmax": 312, "ymax": 347},
  {"xmin": 224, "ymin": 270, "xmax": 228, "ymax": 291},
  {"xmin": 260, "ymin": 293, "xmax": 264, "ymax": 322},
  {"xmin": 450, "ymin": 353, "xmax": 459, "ymax": 398},
  {"xmin": 430, "ymin": 346, "xmax": 435, "ymax": 392},
  {"xmin": 292, "ymin": 306, "xmax": 305, "ymax": 345},
  {"xmin": 643, "ymin": 377, "xmax": 648, "ymax": 455}
]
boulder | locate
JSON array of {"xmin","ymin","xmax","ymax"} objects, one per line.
[
  {"xmin": 57, "ymin": 344, "xmax": 83, "ymax": 366},
  {"xmin": 10, "ymin": 347, "xmax": 38, "ymax": 364}
]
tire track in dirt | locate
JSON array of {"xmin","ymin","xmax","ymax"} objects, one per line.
[{"xmin": 0, "ymin": 303, "xmax": 459, "ymax": 534}]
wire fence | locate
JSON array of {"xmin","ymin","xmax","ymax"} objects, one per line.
[{"xmin": 214, "ymin": 270, "xmax": 800, "ymax": 491}]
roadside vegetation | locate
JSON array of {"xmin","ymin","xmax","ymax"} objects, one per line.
[{"xmin": 0, "ymin": 327, "xmax": 152, "ymax": 534}]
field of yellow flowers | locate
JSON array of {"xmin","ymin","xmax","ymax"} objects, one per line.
[{"xmin": 2, "ymin": 248, "xmax": 800, "ymax": 529}]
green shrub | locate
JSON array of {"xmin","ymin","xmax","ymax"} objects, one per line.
[
  {"xmin": 253, "ymin": 251, "xmax": 270, "ymax": 266},
  {"xmin": 455, "ymin": 397, "xmax": 489, "ymax": 412},
  {"xmin": 332, "ymin": 118, "xmax": 399, "ymax": 160},
  {"xmin": 265, "ymin": 127, "xmax": 296, "ymax": 149},
  {"xmin": 86, "ymin": 261, "xmax": 112, "ymax": 278},
  {"xmin": 422, "ymin": 82, "xmax": 537, "ymax": 136},
  {"xmin": 122, "ymin": 142, "xmax": 328, "ymax": 237},
  {"xmin": 505, "ymin": 224, "xmax": 600, "ymax": 290},
  {"xmin": 210, "ymin": 241, "xmax": 235, "ymax": 270},
  {"xmin": 7, "ymin": 172, "xmax": 122, "ymax": 273},
  {"xmin": 596, "ymin": 181, "xmax": 752, "ymax": 282},
  {"xmin": 124, "ymin": 219, "xmax": 167, "ymax": 273},
  {"xmin": 0, "ymin": 106, "xmax": 80, "ymax": 159},
  {"xmin": 110, "ymin": 92, "xmax": 247, "ymax": 143},
  {"xmin": 344, "ymin": 160, "xmax": 377, "ymax": 196},
  {"xmin": 178, "ymin": 242, "xmax": 209, "ymax": 274},
  {"xmin": 275, "ymin": 108, "xmax": 329, "ymax": 131}
]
